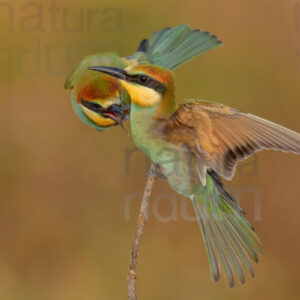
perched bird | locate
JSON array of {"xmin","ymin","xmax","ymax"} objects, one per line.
[
  {"xmin": 88, "ymin": 64, "xmax": 300, "ymax": 287},
  {"xmin": 64, "ymin": 24, "xmax": 222, "ymax": 130}
]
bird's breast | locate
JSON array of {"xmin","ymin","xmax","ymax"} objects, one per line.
[{"xmin": 130, "ymin": 105, "xmax": 200, "ymax": 196}]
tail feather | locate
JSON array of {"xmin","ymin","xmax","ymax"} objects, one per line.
[
  {"xmin": 222, "ymin": 217, "xmax": 255, "ymax": 278},
  {"xmin": 192, "ymin": 174, "xmax": 261, "ymax": 287},
  {"xmin": 208, "ymin": 169, "xmax": 244, "ymax": 214},
  {"xmin": 134, "ymin": 24, "xmax": 223, "ymax": 70},
  {"xmin": 206, "ymin": 213, "xmax": 235, "ymax": 287},
  {"xmin": 213, "ymin": 219, "xmax": 246, "ymax": 284},
  {"xmin": 192, "ymin": 199, "xmax": 221, "ymax": 282}
]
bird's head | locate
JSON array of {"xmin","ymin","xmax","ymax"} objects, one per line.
[
  {"xmin": 87, "ymin": 65, "xmax": 175, "ymax": 110},
  {"xmin": 78, "ymin": 94, "xmax": 127, "ymax": 129},
  {"xmin": 74, "ymin": 73, "xmax": 129, "ymax": 129},
  {"xmin": 65, "ymin": 53, "xmax": 130, "ymax": 130}
]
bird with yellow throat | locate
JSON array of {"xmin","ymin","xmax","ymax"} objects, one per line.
[{"xmin": 88, "ymin": 63, "xmax": 300, "ymax": 287}]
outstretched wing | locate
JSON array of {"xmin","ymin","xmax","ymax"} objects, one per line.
[
  {"xmin": 157, "ymin": 100, "xmax": 300, "ymax": 185},
  {"xmin": 130, "ymin": 24, "xmax": 222, "ymax": 70}
]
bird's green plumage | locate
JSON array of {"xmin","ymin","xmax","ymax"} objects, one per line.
[
  {"xmin": 130, "ymin": 24, "xmax": 222, "ymax": 70},
  {"xmin": 147, "ymin": 24, "xmax": 223, "ymax": 70},
  {"xmin": 64, "ymin": 52, "xmax": 127, "ymax": 90},
  {"xmin": 130, "ymin": 101, "xmax": 261, "ymax": 287}
]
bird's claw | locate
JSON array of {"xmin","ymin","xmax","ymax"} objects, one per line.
[{"xmin": 146, "ymin": 167, "xmax": 166, "ymax": 180}]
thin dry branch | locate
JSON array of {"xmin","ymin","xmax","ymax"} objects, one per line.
[{"xmin": 127, "ymin": 163, "xmax": 157, "ymax": 300}]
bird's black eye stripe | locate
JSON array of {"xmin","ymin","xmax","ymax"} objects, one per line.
[
  {"xmin": 81, "ymin": 99, "xmax": 103, "ymax": 112},
  {"xmin": 127, "ymin": 74, "xmax": 167, "ymax": 95},
  {"xmin": 92, "ymin": 103, "xmax": 102, "ymax": 110},
  {"xmin": 129, "ymin": 74, "xmax": 150, "ymax": 85}
]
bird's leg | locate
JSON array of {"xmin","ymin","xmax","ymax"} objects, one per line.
[{"xmin": 146, "ymin": 164, "xmax": 166, "ymax": 180}]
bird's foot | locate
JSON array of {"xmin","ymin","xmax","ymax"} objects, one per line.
[{"xmin": 146, "ymin": 165, "xmax": 166, "ymax": 180}]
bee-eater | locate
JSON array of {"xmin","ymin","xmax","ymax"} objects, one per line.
[
  {"xmin": 64, "ymin": 24, "xmax": 222, "ymax": 130},
  {"xmin": 88, "ymin": 64, "xmax": 300, "ymax": 287}
]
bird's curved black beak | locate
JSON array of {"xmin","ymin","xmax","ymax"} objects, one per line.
[
  {"xmin": 104, "ymin": 104, "xmax": 126, "ymax": 120},
  {"xmin": 102, "ymin": 104, "xmax": 128, "ymax": 133},
  {"xmin": 81, "ymin": 99, "xmax": 125, "ymax": 123},
  {"xmin": 87, "ymin": 66, "xmax": 128, "ymax": 80}
]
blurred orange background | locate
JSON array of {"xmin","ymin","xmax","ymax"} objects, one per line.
[{"xmin": 0, "ymin": 0, "xmax": 300, "ymax": 299}]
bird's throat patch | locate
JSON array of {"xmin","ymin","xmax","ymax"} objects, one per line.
[{"xmin": 121, "ymin": 81, "xmax": 161, "ymax": 107}]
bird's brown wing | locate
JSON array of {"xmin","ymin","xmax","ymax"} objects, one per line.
[{"xmin": 158, "ymin": 100, "xmax": 300, "ymax": 185}]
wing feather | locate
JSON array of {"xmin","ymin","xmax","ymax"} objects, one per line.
[{"xmin": 157, "ymin": 101, "xmax": 300, "ymax": 182}]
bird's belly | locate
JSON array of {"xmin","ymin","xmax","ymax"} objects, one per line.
[
  {"xmin": 131, "ymin": 121, "xmax": 200, "ymax": 196},
  {"xmin": 155, "ymin": 147, "xmax": 200, "ymax": 196}
]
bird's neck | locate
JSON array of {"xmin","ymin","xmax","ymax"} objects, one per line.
[
  {"xmin": 130, "ymin": 90, "xmax": 177, "ymax": 158},
  {"xmin": 130, "ymin": 85, "xmax": 177, "ymax": 128},
  {"xmin": 130, "ymin": 104, "xmax": 159, "ymax": 137},
  {"xmin": 155, "ymin": 88, "xmax": 177, "ymax": 117}
]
